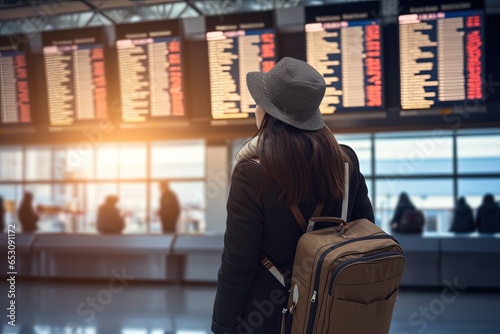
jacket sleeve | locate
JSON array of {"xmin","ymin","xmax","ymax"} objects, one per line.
[
  {"xmin": 212, "ymin": 161, "xmax": 264, "ymax": 334},
  {"xmin": 341, "ymin": 145, "xmax": 375, "ymax": 222}
]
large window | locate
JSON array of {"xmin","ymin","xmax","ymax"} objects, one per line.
[
  {"xmin": 0, "ymin": 147, "xmax": 23, "ymax": 181},
  {"xmin": 228, "ymin": 129, "xmax": 499, "ymax": 234},
  {"xmin": 119, "ymin": 144, "xmax": 147, "ymax": 179},
  {"xmin": 25, "ymin": 147, "xmax": 52, "ymax": 180},
  {"xmin": 375, "ymin": 179, "xmax": 454, "ymax": 232},
  {"xmin": 150, "ymin": 181, "xmax": 206, "ymax": 233},
  {"xmin": 375, "ymin": 132, "xmax": 453, "ymax": 176},
  {"xmin": 151, "ymin": 140, "xmax": 205, "ymax": 178},
  {"xmin": 457, "ymin": 134, "xmax": 500, "ymax": 174},
  {"xmin": 0, "ymin": 140, "xmax": 206, "ymax": 234},
  {"xmin": 1, "ymin": 130, "xmax": 499, "ymax": 235},
  {"xmin": 337, "ymin": 134, "xmax": 372, "ymax": 177}
]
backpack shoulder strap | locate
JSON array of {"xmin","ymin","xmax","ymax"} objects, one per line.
[
  {"xmin": 263, "ymin": 203, "xmax": 324, "ymax": 287},
  {"xmin": 341, "ymin": 162, "xmax": 350, "ymax": 222},
  {"xmin": 290, "ymin": 205, "xmax": 307, "ymax": 232},
  {"xmin": 290, "ymin": 203, "xmax": 324, "ymax": 233},
  {"xmin": 260, "ymin": 163, "xmax": 349, "ymax": 287}
]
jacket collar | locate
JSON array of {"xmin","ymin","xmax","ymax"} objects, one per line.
[{"xmin": 235, "ymin": 136, "xmax": 259, "ymax": 163}]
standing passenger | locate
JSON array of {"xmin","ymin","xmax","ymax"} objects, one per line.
[
  {"xmin": 211, "ymin": 57, "xmax": 374, "ymax": 333},
  {"xmin": 18, "ymin": 192, "xmax": 39, "ymax": 233},
  {"xmin": 158, "ymin": 181, "xmax": 181, "ymax": 233}
]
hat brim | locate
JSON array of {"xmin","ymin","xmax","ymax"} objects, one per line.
[{"xmin": 246, "ymin": 71, "xmax": 325, "ymax": 131}]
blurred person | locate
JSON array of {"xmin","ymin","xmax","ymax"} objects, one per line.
[
  {"xmin": 476, "ymin": 193, "xmax": 500, "ymax": 233},
  {"xmin": 0, "ymin": 195, "xmax": 5, "ymax": 232},
  {"xmin": 390, "ymin": 192, "xmax": 415, "ymax": 230},
  {"xmin": 158, "ymin": 180, "xmax": 181, "ymax": 233},
  {"xmin": 18, "ymin": 191, "xmax": 39, "ymax": 233},
  {"xmin": 390, "ymin": 192, "xmax": 424, "ymax": 233},
  {"xmin": 96, "ymin": 195, "xmax": 125, "ymax": 234},
  {"xmin": 211, "ymin": 57, "xmax": 374, "ymax": 333},
  {"xmin": 449, "ymin": 197, "xmax": 475, "ymax": 233}
]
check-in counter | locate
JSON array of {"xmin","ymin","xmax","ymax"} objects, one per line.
[
  {"xmin": 173, "ymin": 234, "xmax": 224, "ymax": 282},
  {"xmin": 32, "ymin": 234, "xmax": 179, "ymax": 281},
  {"xmin": 0, "ymin": 233, "xmax": 37, "ymax": 277},
  {"xmin": 393, "ymin": 233, "xmax": 440, "ymax": 287},
  {"xmin": 4, "ymin": 232, "xmax": 499, "ymax": 288},
  {"xmin": 440, "ymin": 234, "xmax": 500, "ymax": 288}
]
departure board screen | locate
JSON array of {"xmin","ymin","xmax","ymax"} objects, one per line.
[
  {"xmin": 0, "ymin": 37, "xmax": 31, "ymax": 125},
  {"xmin": 399, "ymin": 0, "xmax": 485, "ymax": 111},
  {"xmin": 206, "ymin": 12, "xmax": 275, "ymax": 120},
  {"xmin": 42, "ymin": 28, "xmax": 107, "ymax": 127},
  {"xmin": 116, "ymin": 20, "xmax": 184, "ymax": 123},
  {"xmin": 305, "ymin": 2, "xmax": 383, "ymax": 115}
]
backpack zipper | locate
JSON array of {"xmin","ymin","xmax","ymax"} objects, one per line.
[
  {"xmin": 305, "ymin": 234, "xmax": 397, "ymax": 334},
  {"xmin": 327, "ymin": 251, "xmax": 404, "ymax": 296}
]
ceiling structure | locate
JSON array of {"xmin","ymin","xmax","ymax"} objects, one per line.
[{"xmin": 0, "ymin": 0, "xmax": 499, "ymax": 35}]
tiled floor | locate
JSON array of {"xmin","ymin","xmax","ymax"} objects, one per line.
[{"xmin": 1, "ymin": 280, "xmax": 499, "ymax": 334}]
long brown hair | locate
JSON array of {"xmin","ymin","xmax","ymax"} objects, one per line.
[{"xmin": 256, "ymin": 113, "xmax": 350, "ymax": 206}]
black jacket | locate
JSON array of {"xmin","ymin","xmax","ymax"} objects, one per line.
[
  {"xmin": 476, "ymin": 194, "xmax": 500, "ymax": 233},
  {"xmin": 449, "ymin": 197, "xmax": 475, "ymax": 233},
  {"xmin": 18, "ymin": 194, "xmax": 39, "ymax": 233},
  {"xmin": 159, "ymin": 190, "xmax": 181, "ymax": 233},
  {"xmin": 390, "ymin": 193, "xmax": 416, "ymax": 232},
  {"xmin": 212, "ymin": 145, "xmax": 374, "ymax": 334},
  {"xmin": 96, "ymin": 204, "xmax": 125, "ymax": 234}
]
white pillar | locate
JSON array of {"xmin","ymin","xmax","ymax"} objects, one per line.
[{"xmin": 205, "ymin": 145, "xmax": 230, "ymax": 234}]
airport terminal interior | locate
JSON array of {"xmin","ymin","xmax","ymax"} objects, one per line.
[{"xmin": 1, "ymin": 0, "xmax": 500, "ymax": 333}]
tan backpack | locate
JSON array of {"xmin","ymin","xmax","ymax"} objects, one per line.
[{"xmin": 260, "ymin": 163, "xmax": 405, "ymax": 334}]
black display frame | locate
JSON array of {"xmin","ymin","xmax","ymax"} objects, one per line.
[
  {"xmin": 304, "ymin": 0, "xmax": 386, "ymax": 121},
  {"xmin": 113, "ymin": 19, "xmax": 189, "ymax": 128},
  {"xmin": 205, "ymin": 10, "xmax": 277, "ymax": 123},
  {"xmin": 40, "ymin": 26, "xmax": 113, "ymax": 131},
  {"xmin": 0, "ymin": 35, "xmax": 36, "ymax": 131},
  {"xmin": 397, "ymin": 0, "xmax": 487, "ymax": 116}
]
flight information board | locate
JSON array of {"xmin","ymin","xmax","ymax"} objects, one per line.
[
  {"xmin": 42, "ymin": 28, "xmax": 107, "ymax": 127},
  {"xmin": 0, "ymin": 37, "xmax": 31, "ymax": 125},
  {"xmin": 206, "ymin": 12, "xmax": 275, "ymax": 120},
  {"xmin": 399, "ymin": 0, "xmax": 485, "ymax": 111},
  {"xmin": 305, "ymin": 2, "xmax": 383, "ymax": 115},
  {"xmin": 116, "ymin": 20, "xmax": 184, "ymax": 123}
]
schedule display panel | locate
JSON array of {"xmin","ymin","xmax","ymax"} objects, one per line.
[
  {"xmin": 305, "ymin": 2, "xmax": 384, "ymax": 115},
  {"xmin": 206, "ymin": 12, "xmax": 276, "ymax": 120},
  {"xmin": 399, "ymin": 0, "xmax": 485, "ymax": 113},
  {"xmin": 42, "ymin": 28, "xmax": 108, "ymax": 127},
  {"xmin": 0, "ymin": 36, "xmax": 31, "ymax": 125},
  {"xmin": 116, "ymin": 20, "xmax": 184, "ymax": 124}
]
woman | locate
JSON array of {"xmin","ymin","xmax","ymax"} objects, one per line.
[
  {"xmin": 96, "ymin": 195, "xmax": 125, "ymax": 234},
  {"xmin": 211, "ymin": 57, "xmax": 374, "ymax": 333},
  {"xmin": 449, "ymin": 197, "xmax": 475, "ymax": 233},
  {"xmin": 390, "ymin": 192, "xmax": 416, "ymax": 232}
]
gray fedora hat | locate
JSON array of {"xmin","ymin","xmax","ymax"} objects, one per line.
[{"xmin": 246, "ymin": 57, "xmax": 326, "ymax": 131}]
